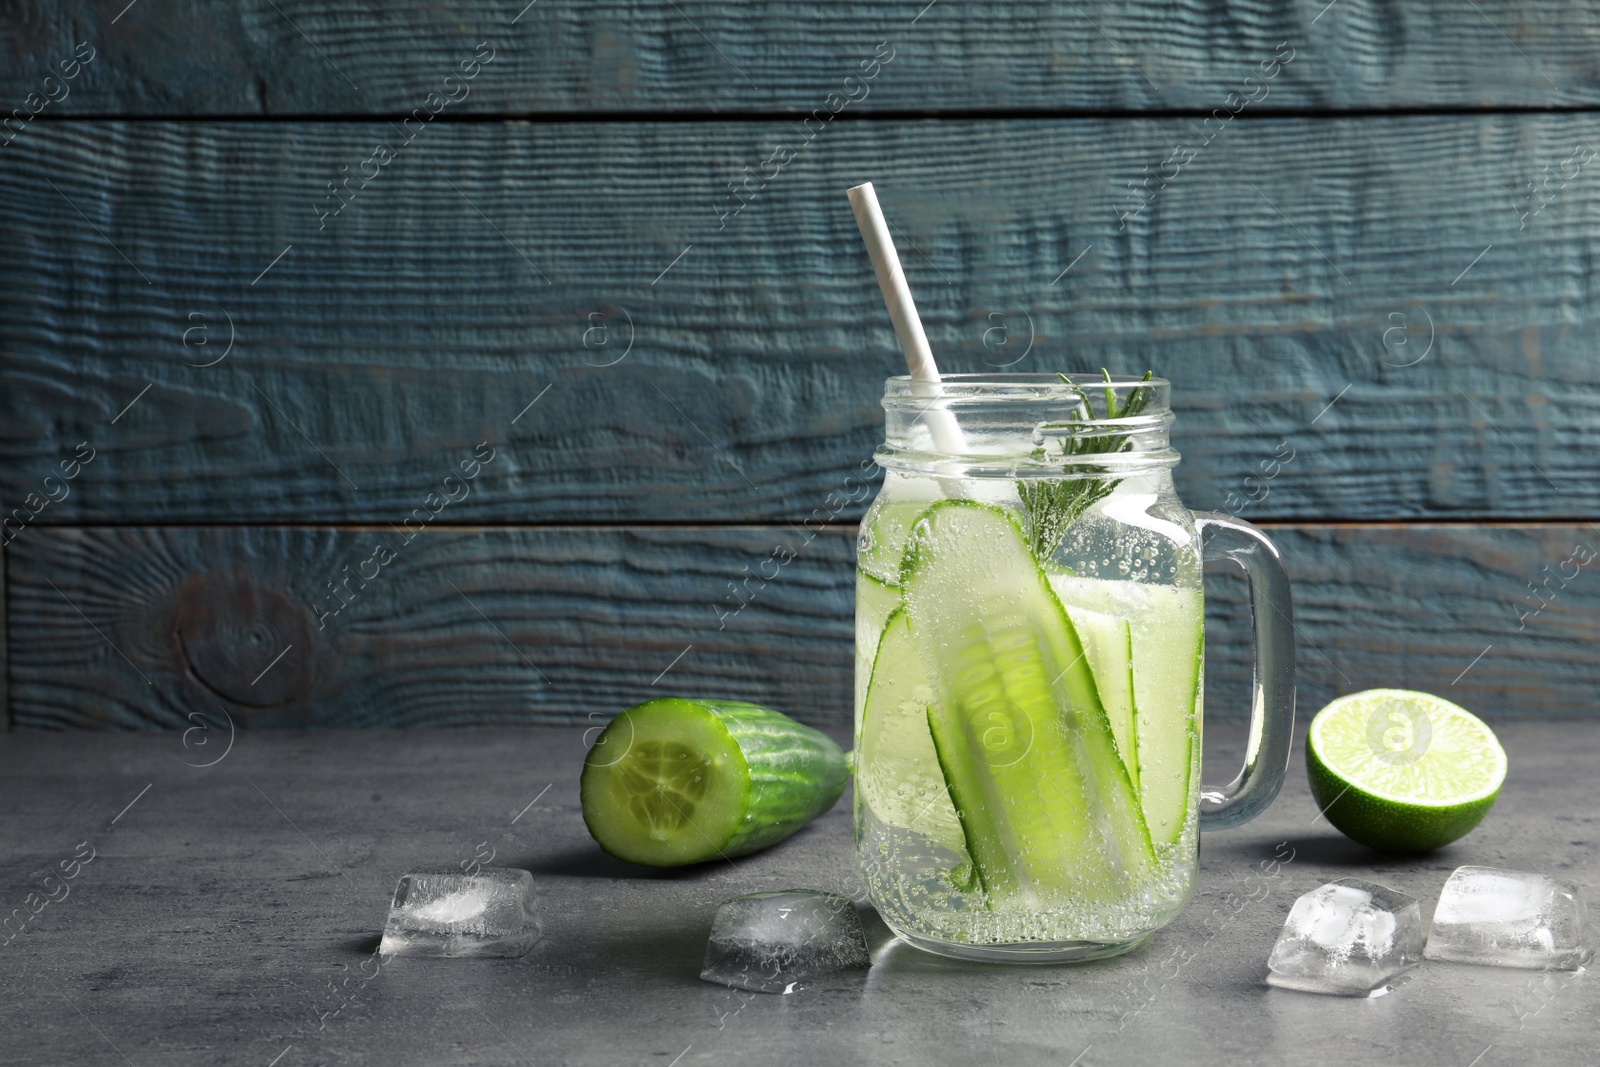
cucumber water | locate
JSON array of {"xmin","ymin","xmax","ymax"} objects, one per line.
[
  {"xmin": 855, "ymin": 499, "xmax": 1203, "ymax": 946},
  {"xmin": 901, "ymin": 502, "xmax": 1154, "ymax": 902},
  {"xmin": 581, "ymin": 698, "xmax": 847, "ymax": 866}
]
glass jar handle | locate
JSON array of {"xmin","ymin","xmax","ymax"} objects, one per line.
[{"xmin": 1194, "ymin": 513, "xmax": 1297, "ymax": 830}]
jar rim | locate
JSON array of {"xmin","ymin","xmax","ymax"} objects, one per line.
[
  {"xmin": 883, "ymin": 372, "xmax": 1170, "ymax": 398},
  {"xmin": 881, "ymin": 373, "xmax": 1172, "ymax": 431},
  {"xmin": 877, "ymin": 372, "xmax": 1175, "ymax": 472}
]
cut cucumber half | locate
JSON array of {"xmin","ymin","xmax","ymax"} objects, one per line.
[
  {"xmin": 857, "ymin": 607, "xmax": 969, "ymax": 858},
  {"xmin": 1064, "ymin": 605, "xmax": 1138, "ymax": 791},
  {"xmin": 855, "ymin": 570, "xmax": 902, "ymax": 731},
  {"xmin": 900, "ymin": 501, "xmax": 1155, "ymax": 902},
  {"xmin": 580, "ymin": 698, "xmax": 848, "ymax": 866}
]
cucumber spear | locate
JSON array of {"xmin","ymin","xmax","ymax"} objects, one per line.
[{"xmin": 900, "ymin": 500, "xmax": 1156, "ymax": 903}]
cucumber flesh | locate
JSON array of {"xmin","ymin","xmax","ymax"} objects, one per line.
[
  {"xmin": 855, "ymin": 570, "xmax": 902, "ymax": 733},
  {"xmin": 1129, "ymin": 586, "xmax": 1202, "ymax": 847},
  {"xmin": 1065, "ymin": 605, "xmax": 1138, "ymax": 791},
  {"xmin": 857, "ymin": 497, "xmax": 929, "ymax": 585},
  {"xmin": 580, "ymin": 698, "xmax": 847, "ymax": 866},
  {"xmin": 901, "ymin": 501, "xmax": 1155, "ymax": 903},
  {"xmin": 857, "ymin": 607, "xmax": 969, "ymax": 858},
  {"xmin": 1050, "ymin": 575, "xmax": 1202, "ymax": 849}
]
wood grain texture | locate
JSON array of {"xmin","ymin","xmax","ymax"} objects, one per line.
[
  {"xmin": 4, "ymin": 118, "xmax": 1600, "ymax": 523},
  {"xmin": 7, "ymin": 525, "xmax": 856, "ymax": 730},
  {"xmin": 9, "ymin": 523, "xmax": 1599, "ymax": 730},
  {"xmin": 0, "ymin": 543, "xmax": 7, "ymax": 729},
  {"xmin": 3, "ymin": 1, "xmax": 1600, "ymax": 114},
  {"xmin": 1206, "ymin": 523, "xmax": 1600, "ymax": 721}
]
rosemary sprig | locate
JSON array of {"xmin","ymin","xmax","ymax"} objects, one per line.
[{"xmin": 1018, "ymin": 370, "xmax": 1155, "ymax": 561}]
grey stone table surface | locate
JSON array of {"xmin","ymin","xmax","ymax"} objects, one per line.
[{"xmin": 1, "ymin": 719, "xmax": 1594, "ymax": 1067}]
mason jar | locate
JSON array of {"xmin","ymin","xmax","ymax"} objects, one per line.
[{"xmin": 854, "ymin": 373, "xmax": 1295, "ymax": 962}]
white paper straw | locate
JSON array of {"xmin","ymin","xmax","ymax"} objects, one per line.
[{"xmin": 847, "ymin": 182, "xmax": 967, "ymax": 456}]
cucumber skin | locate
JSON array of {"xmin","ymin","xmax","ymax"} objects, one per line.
[
  {"xmin": 581, "ymin": 699, "xmax": 848, "ymax": 865},
  {"xmin": 696, "ymin": 700, "xmax": 850, "ymax": 857}
]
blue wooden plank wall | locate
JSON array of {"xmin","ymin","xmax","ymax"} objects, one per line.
[{"xmin": 3, "ymin": 1, "xmax": 1598, "ymax": 729}]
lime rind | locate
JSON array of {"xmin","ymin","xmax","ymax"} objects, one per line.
[
  {"xmin": 1308, "ymin": 689, "xmax": 1506, "ymax": 808},
  {"xmin": 1306, "ymin": 752, "xmax": 1498, "ymax": 854}
]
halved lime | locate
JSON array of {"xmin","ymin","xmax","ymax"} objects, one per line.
[{"xmin": 1306, "ymin": 689, "xmax": 1507, "ymax": 853}]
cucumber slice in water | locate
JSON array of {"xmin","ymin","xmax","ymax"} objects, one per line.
[
  {"xmin": 855, "ymin": 570, "xmax": 902, "ymax": 730},
  {"xmin": 1129, "ymin": 585, "xmax": 1202, "ymax": 847},
  {"xmin": 1051, "ymin": 575, "xmax": 1203, "ymax": 849},
  {"xmin": 857, "ymin": 607, "xmax": 969, "ymax": 857},
  {"xmin": 580, "ymin": 698, "xmax": 848, "ymax": 866},
  {"xmin": 1064, "ymin": 605, "xmax": 1138, "ymax": 791},
  {"xmin": 857, "ymin": 498, "xmax": 929, "ymax": 585},
  {"xmin": 900, "ymin": 501, "xmax": 1155, "ymax": 902}
]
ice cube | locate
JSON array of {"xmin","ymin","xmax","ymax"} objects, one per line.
[
  {"xmin": 700, "ymin": 890, "xmax": 870, "ymax": 994},
  {"xmin": 1424, "ymin": 866, "xmax": 1592, "ymax": 971},
  {"xmin": 378, "ymin": 866, "xmax": 540, "ymax": 958},
  {"xmin": 1266, "ymin": 878, "xmax": 1425, "ymax": 996}
]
